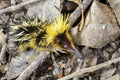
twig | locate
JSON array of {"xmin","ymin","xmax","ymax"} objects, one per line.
[
  {"xmin": 16, "ymin": 51, "xmax": 49, "ymax": 80},
  {"xmin": 0, "ymin": 0, "xmax": 40, "ymax": 15},
  {"xmin": 0, "ymin": 44, "xmax": 7, "ymax": 65},
  {"xmin": 72, "ymin": 47, "xmax": 89, "ymax": 80},
  {"xmin": 69, "ymin": 0, "xmax": 93, "ymax": 27},
  {"xmin": 58, "ymin": 57, "xmax": 120, "ymax": 80},
  {"xmin": 0, "ymin": 34, "xmax": 7, "ymax": 65}
]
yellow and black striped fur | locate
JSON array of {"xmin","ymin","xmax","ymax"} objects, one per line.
[{"xmin": 9, "ymin": 15, "xmax": 82, "ymax": 58}]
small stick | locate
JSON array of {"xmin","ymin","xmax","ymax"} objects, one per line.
[
  {"xmin": 0, "ymin": 44, "xmax": 7, "ymax": 65},
  {"xmin": 58, "ymin": 57, "xmax": 120, "ymax": 80},
  {"xmin": 16, "ymin": 51, "xmax": 49, "ymax": 80},
  {"xmin": 0, "ymin": 0, "xmax": 40, "ymax": 15},
  {"xmin": 0, "ymin": 34, "xmax": 7, "ymax": 65},
  {"xmin": 69, "ymin": 0, "xmax": 93, "ymax": 27}
]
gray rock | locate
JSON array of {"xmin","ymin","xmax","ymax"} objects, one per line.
[
  {"xmin": 71, "ymin": 1, "xmax": 120, "ymax": 48},
  {"xmin": 26, "ymin": 0, "xmax": 61, "ymax": 21},
  {"xmin": 5, "ymin": 50, "xmax": 40, "ymax": 79},
  {"xmin": 75, "ymin": 23, "xmax": 120, "ymax": 48}
]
